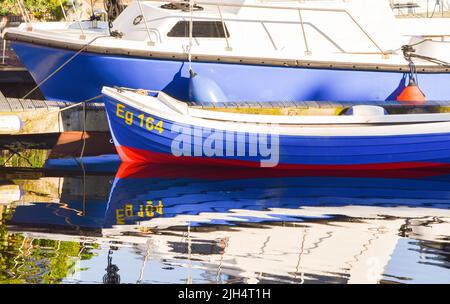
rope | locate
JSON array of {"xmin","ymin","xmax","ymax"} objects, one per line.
[
  {"xmin": 402, "ymin": 43, "xmax": 450, "ymax": 66},
  {"xmin": 49, "ymin": 95, "xmax": 102, "ymax": 114},
  {"xmin": 77, "ymin": 101, "xmax": 87, "ymax": 216},
  {"xmin": 59, "ymin": 0, "xmax": 68, "ymax": 21},
  {"xmin": 105, "ymin": 0, "xmax": 125, "ymax": 31},
  {"xmin": 401, "ymin": 42, "xmax": 450, "ymax": 85},
  {"xmin": 15, "ymin": 0, "xmax": 32, "ymax": 29},
  {"xmin": 188, "ymin": 0, "xmax": 194, "ymax": 74},
  {"xmin": 21, "ymin": 35, "xmax": 110, "ymax": 99},
  {"xmin": 409, "ymin": 53, "xmax": 450, "ymax": 67},
  {"xmin": 19, "ymin": 94, "xmax": 102, "ymax": 131}
]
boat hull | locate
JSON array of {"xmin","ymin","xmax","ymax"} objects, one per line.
[
  {"xmin": 103, "ymin": 93, "xmax": 450, "ymax": 169},
  {"xmin": 12, "ymin": 41, "xmax": 450, "ymax": 103}
]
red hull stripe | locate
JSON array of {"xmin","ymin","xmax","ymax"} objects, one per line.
[
  {"xmin": 116, "ymin": 162, "xmax": 450, "ymax": 180},
  {"xmin": 115, "ymin": 145, "xmax": 450, "ymax": 177}
]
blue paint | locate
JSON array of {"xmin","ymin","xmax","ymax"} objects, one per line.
[
  {"xmin": 43, "ymin": 154, "xmax": 121, "ymax": 172},
  {"xmin": 102, "ymin": 170, "xmax": 450, "ymax": 228},
  {"xmin": 189, "ymin": 70, "xmax": 228, "ymax": 103},
  {"xmin": 12, "ymin": 41, "xmax": 450, "ymax": 103},
  {"xmin": 104, "ymin": 94, "xmax": 450, "ymax": 166},
  {"xmin": 10, "ymin": 171, "xmax": 450, "ymax": 230}
]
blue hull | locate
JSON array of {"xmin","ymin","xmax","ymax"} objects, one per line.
[
  {"xmin": 12, "ymin": 41, "xmax": 450, "ymax": 103},
  {"xmin": 107, "ymin": 165, "xmax": 450, "ymax": 227},
  {"xmin": 104, "ymin": 94, "xmax": 450, "ymax": 169},
  {"xmin": 10, "ymin": 163, "xmax": 450, "ymax": 230}
]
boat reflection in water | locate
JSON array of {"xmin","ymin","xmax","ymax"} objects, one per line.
[{"xmin": 3, "ymin": 163, "xmax": 450, "ymax": 283}]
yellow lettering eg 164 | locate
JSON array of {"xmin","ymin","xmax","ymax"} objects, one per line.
[{"xmin": 116, "ymin": 103, "xmax": 164, "ymax": 134}]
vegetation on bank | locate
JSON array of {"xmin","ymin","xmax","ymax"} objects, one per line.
[
  {"xmin": 0, "ymin": 206, "xmax": 98, "ymax": 283},
  {"xmin": 0, "ymin": 0, "xmax": 68, "ymax": 21},
  {"xmin": 0, "ymin": 149, "xmax": 48, "ymax": 168}
]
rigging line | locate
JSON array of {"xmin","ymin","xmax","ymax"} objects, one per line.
[
  {"xmin": 90, "ymin": 0, "xmax": 95, "ymax": 18},
  {"xmin": 78, "ymin": 102, "xmax": 87, "ymax": 217},
  {"xmin": 215, "ymin": 237, "xmax": 229, "ymax": 283},
  {"xmin": 410, "ymin": 53, "xmax": 450, "ymax": 67},
  {"xmin": 186, "ymin": 221, "xmax": 192, "ymax": 284},
  {"xmin": 430, "ymin": 0, "xmax": 438, "ymax": 17},
  {"xmin": 188, "ymin": 0, "xmax": 194, "ymax": 73},
  {"xmin": 15, "ymin": 0, "xmax": 32, "ymax": 28},
  {"xmin": 294, "ymin": 227, "xmax": 308, "ymax": 284},
  {"xmin": 21, "ymin": 35, "xmax": 110, "ymax": 100},
  {"xmin": 137, "ymin": 0, "xmax": 154, "ymax": 46},
  {"xmin": 392, "ymin": 39, "xmax": 430, "ymax": 53},
  {"xmin": 137, "ymin": 239, "xmax": 152, "ymax": 284},
  {"xmin": 59, "ymin": 0, "xmax": 68, "ymax": 21},
  {"xmin": 344, "ymin": 225, "xmax": 383, "ymax": 279}
]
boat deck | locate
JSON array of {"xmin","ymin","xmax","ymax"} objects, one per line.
[
  {"xmin": 188, "ymin": 100, "xmax": 450, "ymax": 109},
  {"xmin": 187, "ymin": 99, "xmax": 450, "ymax": 115}
]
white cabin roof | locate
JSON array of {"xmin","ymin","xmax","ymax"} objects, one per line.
[{"xmin": 5, "ymin": 0, "xmax": 450, "ymax": 67}]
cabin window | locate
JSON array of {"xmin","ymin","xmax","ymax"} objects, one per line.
[{"xmin": 167, "ymin": 21, "xmax": 230, "ymax": 38}]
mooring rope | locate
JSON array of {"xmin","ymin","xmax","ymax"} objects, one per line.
[
  {"xmin": 188, "ymin": 0, "xmax": 194, "ymax": 74},
  {"xmin": 1, "ymin": 93, "xmax": 101, "ymax": 168},
  {"xmin": 21, "ymin": 35, "xmax": 110, "ymax": 100},
  {"xmin": 15, "ymin": 0, "xmax": 32, "ymax": 29},
  {"xmin": 19, "ymin": 94, "xmax": 103, "ymax": 128}
]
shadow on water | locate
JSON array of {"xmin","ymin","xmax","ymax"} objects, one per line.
[{"xmin": 0, "ymin": 158, "xmax": 450, "ymax": 283}]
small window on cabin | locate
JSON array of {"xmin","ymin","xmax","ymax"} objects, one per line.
[{"xmin": 167, "ymin": 21, "xmax": 230, "ymax": 38}]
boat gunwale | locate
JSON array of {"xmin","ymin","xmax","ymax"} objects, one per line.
[
  {"xmin": 5, "ymin": 31, "xmax": 450, "ymax": 74},
  {"xmin": 101, "ymin": 87, "xmax": 450, "ymax": 137}
]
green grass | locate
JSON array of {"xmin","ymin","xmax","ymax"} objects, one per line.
[{"xmin": 0, "ymin": 149, "xmax": 49, "ymax": 168}]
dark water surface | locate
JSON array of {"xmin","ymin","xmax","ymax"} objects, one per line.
[{"xmin": 0, "ymin": 156, "xmax": 449, "ymax": 284}]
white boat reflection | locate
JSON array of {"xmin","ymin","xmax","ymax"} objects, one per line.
[{"xmin": 3, "ymin": 164, "xmax": 449, "ymax": 283}]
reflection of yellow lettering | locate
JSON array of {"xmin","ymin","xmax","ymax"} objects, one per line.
[
  {"xmin": 125, "ymin": 111, "xmax": 134, "ymax": 125},
  {"xmin": 146, "ymin": 201, "xmax": 154, "ymax": 217},
  {"xmin": 116, "ymin": 209, "xmax": 125, "ymax": 225},
  {"xmin": 137, "ymin": 205, "xmax": 144, "ymax": 218},
  {"xmin": 116, "ymin": 104, "xmax": 125, "ymax": 118},
  {"xmin": 125, "ymin": 204, "xmax": 134, "ymax": 217},
  {"xmin": 155, "ymin": 200, "xmax": 163, "ymax": 215}
]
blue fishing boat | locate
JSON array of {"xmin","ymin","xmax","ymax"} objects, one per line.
[
  {"xmin": 102, "ymin": 86, "xmax": 450, "ymax": 170},
  {"xmin": 5, "ymin": 0, "xmax": 450, "ymax": 103}
]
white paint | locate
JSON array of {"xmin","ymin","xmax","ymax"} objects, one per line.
[
  {"xmin": 351, "ymin": 105, "xmax": 386, "ymax": 116},
  {"xmin": 5, "ymin": 0, "xmax": 450, "ymax": 68},
  {"xmin": 102, "ymin": 86, "xmax": 450, "ymax": 137},
  {"xmin": 0, "ymin": 115, "xmax": 22, "ymax": 133},
  {"xmin": 0, "ymin": 185, "xmax": 22, "ymax": 205}
]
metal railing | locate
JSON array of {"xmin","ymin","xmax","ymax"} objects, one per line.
[
  {"xmin": 42, "ymin": 0, "xmax": 388, "ymax": 56},
  {"xmin": 137, "ymin": 0, "xmax": 155, "ymax": 45},
  {"xmin": 1, "ymin": 39, "xmax": 6, "ymax": 65},
  {"xmin": 133, "ymin": 0, "xmax": 388, "ymax": 56}
]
